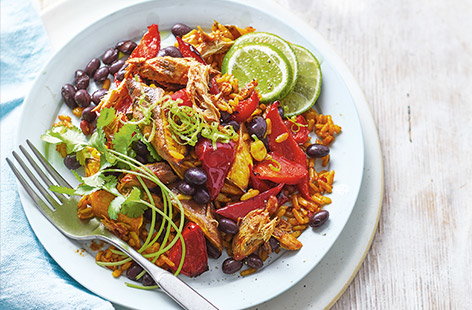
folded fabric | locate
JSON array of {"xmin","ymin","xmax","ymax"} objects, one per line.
[{"xmin": 0, "ymin": 0, "xmax": 113, "ymax": 309}]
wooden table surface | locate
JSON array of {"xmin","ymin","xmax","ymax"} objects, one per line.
[{"xmin": 37, "ymin": 0, "xmax": 472, "ymax": 308}]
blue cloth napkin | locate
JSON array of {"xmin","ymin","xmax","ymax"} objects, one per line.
[{"xmin": 0, "ymin": 1, "xmax": 113, "ymax": 309}]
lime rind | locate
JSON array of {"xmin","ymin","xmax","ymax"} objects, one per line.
[
  {"xmin": 222, "ymin": 42, "xmax": 293, "ymax": 102},
  {"xmin": 232, "ymin": 32, "xmax": 298, "ymax": 94},
  {"xmin": 281, "ymin": 43, "xmax": 322, "ymax": 117}
]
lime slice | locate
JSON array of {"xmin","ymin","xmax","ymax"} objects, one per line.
[
  {"xmin": 232, "ymin": 32, "xmax": 298, "ymax": 95},
  {"xmin": 280, "ymin": 44, "xmax": 322, "ymax": 117},
  {"xmin": 222, "ymin": 43, "xmax": 293, "ymax": 102}
]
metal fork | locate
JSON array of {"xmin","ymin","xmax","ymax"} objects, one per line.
[{"xmin": 6, "ymin": 140, "xmax": 218, "ymax": 310}]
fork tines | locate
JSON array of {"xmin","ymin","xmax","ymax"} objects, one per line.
[{"xmin": 6, "ymin": 140, "xmax": 72, "ymax": 215}]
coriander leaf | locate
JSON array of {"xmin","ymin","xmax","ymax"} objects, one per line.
[
  {"xmin": 121, "ymin": 188, "xmax": 147, "ymax": 218},
  {"xmin": 108, "ymin": 195, "xmax": 125, "ymax": 220},
  {"xmin": 41, "ymin": 126, "xmax": 88, "ymax": 154},
  {"xmin": 75, "ymin": 184, "xmax": 99, "ymax": 196},
  {"xmin": 101, "ymin": 175, "xmax": 120, "ymax": 196},
  {"xmin": 71, "ymin": 170, "xmax": 84, "ymax": 183},
  {"xmin": 112, "ymin": 123, "xmax": 138, "ymax": 155},
  {"xmin": 49, "ymin": 185, "xmax": 76, "ymax": 195},
  {"xmin": 107, "ymin": 188, "xmax": 148, "ymax": 219},
  {"xmin": 141, "ymin": 136, "xmax": 161, "ymax": 161},
  {"xmin": 97, "ymin": 107, "xmax": 116, "ymax": 128},
  {"xmin": 82, "ymin": 173, "xmax": 105, "ymax": 188}
]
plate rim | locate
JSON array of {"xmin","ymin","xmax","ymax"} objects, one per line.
[{"xmin": 16, "ymin": 0, "xmax": 366, "ymax": 308}]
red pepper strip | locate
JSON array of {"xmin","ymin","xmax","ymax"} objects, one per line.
[
  {"xmin": 171, "ymin": 89, "xmax": 192, "ymax": 107},
  {"xmin": 167, "ymin": 222, "xmax": 209, "ymax": 277},
  {"xmin": 231, "ymin": 91, "xmax": 259, "ymax": 123},
  {"xmin": 130, "ymin": 24, "xmax": 161, "ymax": 59},
  {"xmin": 297, "ymin": 178, "xmax": 312, "ymax": 200},
  {"xmin": 215, "ymin": 183, "xmax": 284, "ymax": 221},
  {"xmin": 284, "ymin": 115, "xmax": 309, "ymax": 145},
  {"xmin": 254, "ymin": 152, "xmax": 308, "ymax": 184},
  {"xmin": 176, "ymin": 37, "xmax": 206, "ymax": 64},
  {"xmin": 249, "ymin": 165, "xmax": 271, "ymax": 192},
  {"xmin": 209, "ymin": 77, "xmax": 220, "ymax": 95},
  {"xmin": 265, "ymin": 102, "xmax": 307, "ymax": 165},
  {"xmin": 195, "ymin": 139, "xmax": 236, "ymax": 200}
]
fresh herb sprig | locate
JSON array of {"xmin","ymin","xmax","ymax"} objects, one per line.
[{"xmin": 43, "ymin": 107, "xmax": 186, "ymax": 277}]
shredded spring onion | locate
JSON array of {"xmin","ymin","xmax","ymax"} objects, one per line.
[
  {"xmin": 163, "ymin": 99, "xmax": 238, "ymax": 147},
  {"xmin": 96, "ymin": 150, "xmax": 186, "ymax": 277}
]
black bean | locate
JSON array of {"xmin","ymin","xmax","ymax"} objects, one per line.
[
  {"xmin": 102, "ymin": 48, "xmax": 118, "ymax": 65},
  {"xmin": 91, "ymin": 89, "xmax": 107, "ymax": 104},
  {"xmin": 61, "ymin": 84, "xmax": 77, "ymax": 109},
  {"xmin": 75, "ymin": 75, "xmax": 90, "ymax": 90},
  {"xmin": 269, "ymin": 236, "xmax": 280, "ymax": 252},
  {"xmin": 84, "ymin": 58, "xmax": 100, "ymax": 77},
  {"xmin": 222, "ymin": 258, "xmax": 243, "ymax": 274},
  {"xmin": 218, "ymin": 218, "xmax": 239, "ymax": 234},
  {"xmin": 82, "ymin": 106, "xmax": 97, "ymax": 122},
  {"xmin": 126, "ymin": 262, "xmax": 143, "ymax": 281},
  {"xmin": 171, "ymin": 23, "xmax": 193, "ymax": 37},
  {"xmin": 75, "ymin": 70, "xmax": 87, "ymax": 80},
  {"xmin": 132, "ymin": 140, "xmax": 149, "ymax": 157},
  {"xmin": 226, "ymin": 120, "xmax": 240, "ymax": 132},
  {"xmin": 157, "ymin": 46, "xmax": 183, "ymax": 58},
  {"xmin": 278, "ymin": 106, "xmax": 285, "ymax": 118},
  {"xmin": 247, "ymin": 116, "xmax": 267, "ymax": 139},
  {"xmin": 63, "ymin": 154, "xmax": 80, "ymax": 170},
  {"xmin": 193, "ymin": 188, "xmax": 210, "ymax": 205},
  {"xmin": 245, "ymin": 254, "xmax": 263, "ymax": 269},
  {"xmin": 116, "ymin": 40, "xmax": 137, "ymax": 54},
  {"xmin": 93, "ymin": 66, "xmax": 109, "ymax": 83},
  {"xmin": 220, "ymin": 111, "xmax": 232, "ymax": 123},
  {"xmin": 140, "ymin": 273, "xmax": 156, "ymax": 286},
  {"xmin": 178, "ymin": 181, "xmax": 196, "ymax": 196},
  {"xmin": 109, "ymin": 59, "xmax": 126, "ymax": 75},
  {"xmin": 206, "ymin": 240, "xmax": 221, "ymax": 259},
  {"xmin": 309, "ymin": 210, "xmax": 329, "ymax": 228},
  {"xmin": 306, "ymin": 144, "xmax": 330, "ymax": 158},
  {"xmin": 115, "ymin": 67, "xmax": 126, "ymax": 81},
  {"xmin": 135, "ymin": 154, "xmax": 148, "ymax": 164},
  {"xmin": 184, "ymin": 167, "xmax": 207, "ymax": 186},
  {"xmin": 74, "ymin": 89, "xmax": 91, "ymax": 108}
]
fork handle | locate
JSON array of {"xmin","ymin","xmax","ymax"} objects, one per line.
[{"xmin": 99, "ymin": 235, "xmax": 218, "ymax": 310}]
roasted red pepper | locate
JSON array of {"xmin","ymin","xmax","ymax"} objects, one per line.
[
  {"xmin": 249, "ymin": 166, "xmax": 271, "ymax": 192},
  {"xmin": 130, "ymin": 24, "xmax": 161, "ymax": 59},
  {"xmin": 195, "ymin": 139, "xmax": 236, "ymax": 200},
  {"xmin": 254, "ymin": 152, "xmax": 308, "ymax": 184},
  {"xmin": 176, "ymin": 37, "xmax": 206, "ymax": 64},
  {"xmin": 171, "ymin": 89, "xmax": 192, "ymax": 107},
  {"xmin": 167, "ymin": 222, "xmax": 209, "ymax": 277},
  {"xmin": 297, "ymin": 178, "xmax": 312, "ymax": 200},
  {"xmin": 215, "ymin": 183, "xmax": 284, "ymax": 221},
  {"xmin": 265, "ymin": 102, "xmax": 306, "ymax": 165},
  {"xmin": 231, "ymin": 91, "xmax": 259, "ymax": 123},
  {"xmin": 284, "ymin": 115, "xmax": 310, "ymax": 145}
]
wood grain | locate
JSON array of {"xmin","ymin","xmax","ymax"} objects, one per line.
[
  {"xmin": 36, "ymin": 0, "xmax": 472, "ymax": 308},
  {"xmin": 272, "ymin": 0, "xmax": 472, "ymax": 308}
]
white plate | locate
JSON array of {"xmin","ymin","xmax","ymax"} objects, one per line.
[{"xmin": 17, "ymin": 0, "xmax": 364, "ymax": 309}]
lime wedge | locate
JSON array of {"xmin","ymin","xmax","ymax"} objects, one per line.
[
  {"xmin": 222, "ymin": 43, "xmax": 293, "ymax": 102},
  {"xmin": 232, "ymin": 32, "xmax": 298, "ymax": 94},
  {"xmin": 280, "ymin": 44, "xmax": 322, "ymax": 117}
]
